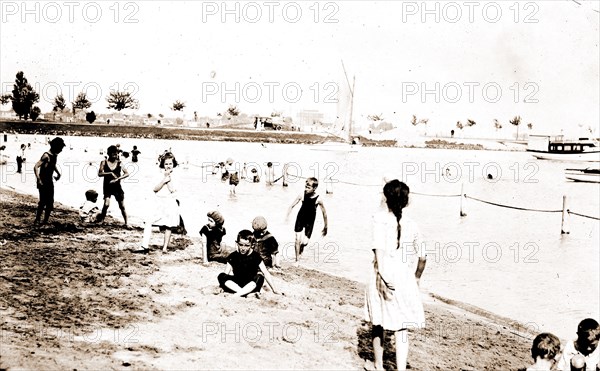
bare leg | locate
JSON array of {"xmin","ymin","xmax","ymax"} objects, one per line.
[
  {"xmin": 232, "ymin": 282, "xmax": 257, "ymax": 297},
  {"xmin": 294, "ymin": 232, "xmax": 304, "ymax": 262},
  {"xmin": 141, "ymin": 220, "xmax": 153, "ymax": 250},
  {"xmin": 117, "ymin": 200, "xmax": 128, "ymax": 225},
  {"xmin": 372, "ymin": 325, "xmax": 385, "ymax": 370},
  {"xmin": 162, "ymin": 229, "xmax": 172, "ymax": 252},
  {"xmin": 99, "ymin": 197, "xmax": 110, "ymax": 221},
  {"xmin": 395, "ymin": 330, "xmax": 409, "ymax": 371},
  {"xmin": 223, "ymin": 280, "xmax": 243, "ymax": 293}
]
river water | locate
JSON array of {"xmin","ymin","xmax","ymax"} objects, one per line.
[{"xmin": 1, "ymin": 133, "xmax": 598, "ymax": 340}]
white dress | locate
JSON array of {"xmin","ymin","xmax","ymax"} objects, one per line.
[
  {"xmin": 364, "ymin": 209, "xmax": 426, "ymax": 331},
  {"xmin": 149, "ymin": 171, "xmax": 180, "ymax": 228}
]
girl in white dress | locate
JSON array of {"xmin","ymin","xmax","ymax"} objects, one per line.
[
  {"xmin": 139, "ymin": 152, "xmax": 181, "ymax": 253},
  {"xmin": 365, "ymin": 179, "xmax": 427, "ymax": 370}
]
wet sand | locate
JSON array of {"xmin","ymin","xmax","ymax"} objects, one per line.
[{"xmin": 0, "ymin": 187, "xmax": 533, "ymax": 370}]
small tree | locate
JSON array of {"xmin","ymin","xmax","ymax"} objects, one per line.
[
  {"xmin": 72, "ymin": 92, "xmax": 91, "ymax": 114},
  {"xmin": 227, "ymin": 105, "xmax": 240, "ymax": 116},
  {"xmin": 0, "ymin": 93, "xmax": 11, "ymax": 106},
  {"xmin": 30, "ymin": 106, "xmax": 41, "ymax": 121},
  {"xmin": 466, "ymin": 119, "xmax": 476, "ymax": 127},
  {"xmin": 53, "ymin": 93, "xmax": 67, "ymax": 111},
  {"xmin": 171, "ymin": 100, "xmax": 185, "ymax": 111},
  {"xmin": 456, "ymin": 121, "xmax": 464, "ymax": 130},
  {"xmin": 11, "ymin": 71, "xmax": 40, "ymax": 120},
  {"xmin": 527, "ymin": 123, "xmax": 533, "ymax": 130},
  {"xmin": 106, "ymin": 91, "xmax": 139, "ymax": 111},
  {"xmin": 510, "ymin": 115, "xmax": 522, "ymax": 139},
  {"xmin": 368, "ymin": 114, "xmax": 384, "ymax": 122},
  {"xmin": 493, "ymin": 119, "xmax": 502, "ymax": 131},
  {"xmin": 147, "ymin": 113, "xmax": 153, "ymax": 118},
  {"xmin": 411, "ymin": 114, "xmax": 418, "ymax": 126},
  {"xmin": 86, "ymin": 111, "xmax": 97, "ymax": 124}
]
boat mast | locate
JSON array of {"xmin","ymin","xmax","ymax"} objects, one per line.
[{"xmin": 341, "ymin": 60, "xmax": 355, "ymax": 143}]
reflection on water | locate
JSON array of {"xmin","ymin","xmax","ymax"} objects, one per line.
[{"xmin": 1, "ymin": 134, "xmax": 598, "ymax": 340}]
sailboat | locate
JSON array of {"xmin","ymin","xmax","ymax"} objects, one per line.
[{"xmin": 310, "ymin": 61, "xmax": 359, "ymax": 153}]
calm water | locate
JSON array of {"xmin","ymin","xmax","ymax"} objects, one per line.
[{"xmin": 1, "ymin": 133, "xmax": 598, "ymax": 340}]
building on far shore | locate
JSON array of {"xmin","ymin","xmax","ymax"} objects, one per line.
[{"xmin": 295, "ymin": 110, "xmax": 325, "ymax": 132}]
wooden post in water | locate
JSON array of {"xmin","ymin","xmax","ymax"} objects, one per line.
[
  {"xmin": 460, "ymin": 183, "xmax": 467, "ymax": 217},
  {"xmin": 561, "ymin": 195, "xmax": 570, "ymax": 234}
]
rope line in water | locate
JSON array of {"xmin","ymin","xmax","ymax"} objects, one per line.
[
  {"xmin": 465, "ymin": 195, "xmax": 563, "ymax": 213},
  {"xmin": 411, "ymin": 191, "xmax": 461, "ymax": 198},
  {"xmin": 235, "ymin": 173, "xmax": 595, "ymax": 220},
  {"xmin": 567, "ymin": 210, "xmax": 600, "ymax": 221}
]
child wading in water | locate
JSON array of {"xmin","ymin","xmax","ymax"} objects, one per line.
[
  {"xmin": 97, "ymin": 145, "xmax": 129, "ymax": 227},
  {"xmin": 33, "ymin": 137, "xmax": 66, "ymax": 225},
  {"xmin": 287, "ymin": 177, "xmax": 328, "ymax": 262}
]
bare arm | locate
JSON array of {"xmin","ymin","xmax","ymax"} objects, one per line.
[
  {"xmin": 318, "ymin": 200, "xmax": 328, "ymax": 236},
  {"xmin": 34, "ymin": 154, "xmax": 48, "ymax": 185},
  {"xmin": 415, "ymin": 257, "xmax": 427, "ymax": 286},
  {"xmin": 201, "ymin": 234, "xmax": 209, "ymax": 264},
  {"xmin": 97, "ymin": 160, "xmax": 115, "ymax": 178},
  {"xmin": 223, "ymin": 263, "xmax": 233, "ymax": 275},
  {"xmin": 259, "ymin": 262, "xmax": 279, "ymax": 294},
  {"xmin": 286, "ymin": 195, "xmax": 302, "ymax": 218},
  {"xmin": 153, "ymin": 171, "xmax": 171, "ymax": 193}
]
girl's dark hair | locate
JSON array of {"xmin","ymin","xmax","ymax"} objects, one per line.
[
  {"xmin": 159, "ymin": 152, "xmax": 178, "ymax": 168},
  {"xmin": 383, "ymin": 179, "xmax": 410, "ymax": 222}
]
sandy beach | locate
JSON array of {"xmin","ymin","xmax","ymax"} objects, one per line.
[{"xmin": 0, "ymin": 187, "xmax": 537, "ymax": 370}]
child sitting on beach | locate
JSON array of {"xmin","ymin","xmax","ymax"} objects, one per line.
[
  {"xmin": 217, "ymin": 230, "xmax": 280, "ymax": 297},
  {"xmin": 200, "ymin": 210, "xmax": 229, "ymax": 264},
  {"xmin": 524, "ymin": 332, "xmax": 562, "ymax": 371},
  {"xmin": 557, "ymin": 318, "xmax": 600, "ymax": 371},
  {"xmin": 251, "ymin": 216, "xmax": 280, "ymax": 270},
  {"xmin": 287, "ymin": 177, "xmax": 328, "ymax": 262},
  {"xmin": 79, "ymin": 189, "xmax": 101, "ymax": 223}
]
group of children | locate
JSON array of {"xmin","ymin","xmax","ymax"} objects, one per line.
[
  {"xmin": 525, "ymin": 318, "xmax": 599, "ymax": 371},
  {"xmin": 218, "ymin": 158, "xmax": 290, "ymax": 194}
]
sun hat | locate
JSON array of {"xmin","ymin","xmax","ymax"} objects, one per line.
[
  {"xmin": 252, "ymin": 216, "xmax": 268, "ymax": 231},
  {"xmin": 207, "ymin": 210, "xmax": 225, "ymax": 225}
]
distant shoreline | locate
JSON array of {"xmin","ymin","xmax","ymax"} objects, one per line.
[{"xmin": 0, "ymin": 120, "xmax": 525, "ymax": 151}]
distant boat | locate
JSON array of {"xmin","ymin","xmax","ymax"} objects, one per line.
[
  {"xmin": 565, "ymin": 167, "xmax": 600, "ymax": 183},
  {"xmin": 310, "ymin": 60, "xmax": 359, "ymax": 153},
  {"xmin": 528, "ymin": 135, "xmax": 600, "ymax": 162}
]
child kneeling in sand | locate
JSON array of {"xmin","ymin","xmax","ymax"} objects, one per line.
[
  {"xmin": 525, "ymin": 332, "xmax": 561, "ymax": 371},
  {"xmin": 200, "ymin": 210, "xmax": 230, "ymax": 263},
  {"xmin": 79, "ymin": 189, "xmax": 101, "ymax": 223},
  {"xmin": 217, "ymin": 230, "xmax": 280, "ymax": 297},
  {"xmin": 251, "ymin": 216, "xmax": 281, "ymax": 271}
]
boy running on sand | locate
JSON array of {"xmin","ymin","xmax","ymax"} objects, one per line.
[
  {"xmin": 287, "ymin": 177, "xmax": 328, "ymax": 262},
  {"xmin": 33, "ymin": 137, "xmax": 66, "ymax": 225}
]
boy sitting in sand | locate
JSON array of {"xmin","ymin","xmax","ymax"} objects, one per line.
[
  {"xmin": 251, "ymin": 216, "xmax": 281, "ymax": 270},
  {"xmin": 79, "ymin": 189, "xmax": 101, "ymax": 224},
  {"xmin": 287, "ymin": 177, "xmax": 328, "ymax": 262},
  {"xmin": 557, "ymin": 318, "xmax": 600, "ymax": 371},
  {"xmin": 525, "ymin": 332, "xmax": 561, "ymax": 371},
  {"xmin": 217, "ymin": 230, "xmax": 280, "ymax": 297},
  {"xmin": 200, "ymin": 210, "xmax": 229, "ymax": 264}
]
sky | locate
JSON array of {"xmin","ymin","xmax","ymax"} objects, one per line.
[{"xmin": 1, "ymin": 0, "xmax": 599, "ymax": 136}]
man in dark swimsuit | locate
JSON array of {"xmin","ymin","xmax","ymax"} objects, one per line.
[{"xmin": 287, "ymin": 177, "xmax": 328, "ymax": 262}]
